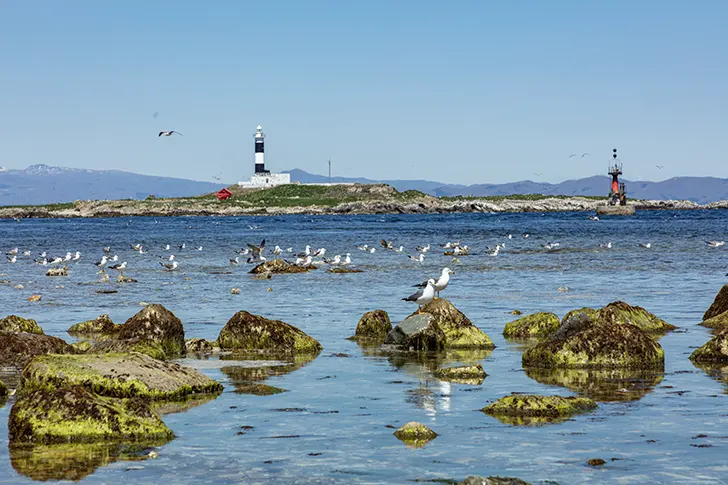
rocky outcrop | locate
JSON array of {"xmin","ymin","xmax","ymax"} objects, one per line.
[
  {"xmin": 561, "ymin": 307, "xmax": 598, "ymax": 324},
  {"xmin": 45, "ymin": 266, "xmax": 68, "ymax": 276},
  {"xmin": 116, "ymin": 274, "xmax": 138, "ymax": 283},
  {"xmin": 21, "ymin": 352, "xmax": 223, "ymax": 400},
  {"xmin": 249, "ymin": 259, "xmax": 314, "ymax": 274},
  {"xmin": 217, "ymin": 311, "xmax": 322, "ymax": 354},
  {"xmin": 67, "ymin": 314, "xmax": 119, "ymax": 337},
  {"xmin": 383, "ymin": 314, "xmax": 446, "ymax": 351},
  {"xmin": 0, "ymin": 315, "xmax": 44, "ymax": 335},
  {"xmin": 482, "ymin": 394, "xmax": 597, "ymax": 423},
  {"xmin": 87, "ymin": 338, "xmax": 169, "ymax": 361},
  {"xmin": 393, "ymin": 421, "xmax": 438, "ymax": 447},
  {"xmin": 458, "ymin": 477, "xmax": 532, "ymax": 485},
  {"xmin": 503, "ymin": 312, "xmax": 560, "ymax": 339},
  {"xmin": 9, "ymin": 385, "xmax": 173, "ymax": 444},
  {"xmin": 597, "ymin": 301, "xmax": 675, "ymax": 333},
  {"xmin": 0, "ymin": 379, "xmax": 7, "ymax": 397},
  {"xmin": 522, "ymin": 313, "xmax": 664, "ymax": 369},
  {"xmin": 434, "ymin": 364, "xmax": 487, "ymax": 384},
  {"xmin": 407, "ymin": 298, "xmax": 495, "ymax": 349},
  {"xmin": 0, "ymin": 331, "xmax": 74, "ymax": 372},
  {"xmin": 351, "ymin": 310, "xmax": 391, "ymax": 342},
  {"xmin": 328, "ymin": 268, "xmax": 363, "ymax": 273},
  {"xmin": 689, "ymin": 332, "xmax": 728, "ymax": 363},
  {"xmin": 185, "ymin": 338, "xmax": 217, "ymax": 355},
  {"xmin": 704, "ymin": 284, "xmax": 728, "ymax": 321},
  {"xmin": 115, "ymin": 304, "xmax": 185, "ymax": 359}
]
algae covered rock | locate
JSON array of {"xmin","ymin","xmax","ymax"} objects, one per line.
[
  {"xmin": 561, "ymin": 307, "xmax": 598, "ymax": 324},
  {"xmin": 0, "ymin": 315, "xmax": 44, "ymax": 335},
  {"xmin": 249, "ymin": 259, "xmax": 312, "ymax": 274},
  {"xmin": 597, "ymin": 301, "xmax": 675, "ymax": 333},
  {"xmin": 700, "ymin": 311, "xmax": 728, "ymax": 330},
  {"xmin": 704, "ymin": 284, "xmax": 728, "ymax": 321},
  {"xmin": 434, "ymin": 364, "xmax": 487, "ymax": 385},
  {"xmin": 71, "ymin": 341, "xmax": 93, "ymax": 353},
  {"xmin": 393, "ymin": 421, "xmax": 438, "ymax": 447},
  {"xmin": 9, "ymin": 385, "xmax": 173, "ymax": 444},
  {"xmin": 116, "ymin": 304, "xmax": 185, "ymax": 359},
  {"xmin": 67, "ymin": 314, "xmax": 119, "ymax": 337},
  {"xmin": 482, "ymin": 394, "xmax": 596, "ymax": 425},
  {"xmin": 689, "ymin": 331, "xmax": 728, "ymax": 363},
  {"xmin": 21, "ymin": 352, "xmax": 223, "ymax": 400},
  {"xmin": 0, "ymin": 379, "xmax": 7, "ymax": 397},
  {"xmin": 217, "ymin": 311, "xmax": 322, "ymax": 354},
  {"xmin": 87, "ymin": 338, "xmax": 169, "ymax": 361},
  {"xmin": 185, "ymin": 338, "xmax": 217, "ymax": 355},
  {"xmin": 384, "ymin": 313, "xmax": 445, "ymax": 351},
  {"xmin": 0, "ymin": 331, "xmax": 74, "ymax": 372},
  {"xmin": 233, "ymin": 383, "xmax": 287, "ymax": 396},
  {"xmin": 408, "ymin": 298, "xmax": 495, "ymax": 349},
  {"xmin": 503, "ymin": 312, "xmax": 560, "ymax": 339},
  {"xmin": 522, "ymin": 313, "xmax": 664, "ymax": 369},
  {"xmin": 352, "ymin": 310, "xmax": 392, "ymax": 342},
  {"xmin": 459, "ymin": 477, "xmax": 532, "ymax": 485}
]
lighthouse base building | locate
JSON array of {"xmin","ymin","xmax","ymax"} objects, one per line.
[{"xmin": 238, "ymin": 125, "xmax": 291, "ymax": 188}]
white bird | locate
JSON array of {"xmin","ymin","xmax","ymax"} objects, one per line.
[
  {"xmin": 356, "ymin": 244, "xmax": 369, "ymax": 251},
  {"xmin": 103, "ymin": 247, "xmax": 110, "ymax": 253},
  {"xmin": 440, "ymin": 241, "xmax": 460, "ymax": 249},
  {"xmin": 402, "ymin": 279, "xmax": 436, "ymax": 312},
  {"xmin": 272, "ymin": 245, "xmax": 282, "ymax": 255},
  {"xmin": 131, "ymin": 244, "xmax": 142, "ymax": 252},
  {"xmin": 415, "ymin": 268, "xmax": 454, "ymax": 297},
  {"xmin": 408, "ymin": 254, "xmax": 425, "ymax": 262},
  {"xmin": 312, "ymin": 247, "xmax": 326, "ymax": 257},
  {"xmin": 230, "ymin": 257, "xmax": 240, "ymax": 265},
  {"xmin": 22, "ymin": 250, "xmax": 31, "ymax": 256},
  {"xmin": 179, "ymin": 243, "xmax": 186, "ymax": 250},
  {"xmin": 40, "ymin": 251, "xmax": 47, "ymax": 258},
  {"xmin": 7, "ymin": 255, "xmax": 16, "ymax": 263},
  {"xmin": 72, "ymin": 251, "xmax": 81, "ymax": 261},
  {"xmin": 35, "ymin": 258, "xmax": 48, "ymax": 265},
  {"xmin": 109, "ymin": 261, "xmax": 127, "ymax": 271},
  {"xmin": 522, "ymin": 233, "xmax": 530, "ymax": 238},
  {"xmin": 50, "ymin": 257, "xmax": 64, "ymax": 265},
  {"xmin": 380, "ymin": 239, "xmax": 395, "ymax": 250},
  {"xmin": 599, "ymin": 242, "xmax": 612, "ymax": 249},
  {"xmin": 368, "ymin": 247, "xmax": 376, "ymax": 253},
  {"xmin": 286, "ymin": 247, "xmax": 293, "ymax": 253},
  {"xmin": 64, "ymin": 252, "xmax": 72, "ymax": 261},
  {"xmin": 706, "ymin": 241, "xmax": 725, "ymax": 247},
  {"xmin": 246, "ymin": 239, "xmax": 266, "ymax": 263},
  {"xmin": 639, "ymin": 243, "xmax": 652, "ymax": 249},
  {"xmin": 324, "ymin": 255, "xmax": 342, "ymax": 265},
  {"xmin": 6, "ymin": 247, "xmax": 18, "ymax": 256},
  {"xmin": 505, "ymin": 234, "xmax": 512, "ymax": 239},
  {"xmin": 197, "ymin": 246, "xmax": 203, "ymax": 251},
  {"xmin": 589, "ymin": 215, "xmax": 600, "ymax": 221},
  {"xmin": 110, "ymin": 255, "xmax": 119, "ymax": 262},
  {"xmin": 162, "ymin": 244, "xmax": 171, "ymax": 251},
  {"xmin": 487, "ymin": 247, "xmax": 500, "ymax": 256},
  {"xmin": 237, "ymin": 248, "xmax": 250, "ymax": 255},
  {"xmin": 160, "ymin": 261, "xmax": 179, "ymax": 271},
  {"xmin": 95, "ymin": 256, "xmax": 108, "ymax": 268},
  {"xmin": 543, "ymin": 242, "xmax": 560, "ymax": 250},
  {"xmin": 295, "ymin": 255, "xmax": 312, "ymax": 267},
  {"xmin": 415, "ymin": 244, "xmax": 430, "ymax": 253},
  {"xmin": 159, "ymin": 130, "xmax": 183, "ymax": 137},
  {"xmin": 394, "ymin": 245, "xmax": 404, "ymax": 253},
  {"xmin": 341, "ymin": 253, "xmax": 352, "ymax": 266},
  {"xmin": 297, "ymin": 245, "xmax": 312, "ymax": 258}
]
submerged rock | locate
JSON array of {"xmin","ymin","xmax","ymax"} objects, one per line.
[
  {"xmin": 351, "ymin": 310, "xmax": 392, "ymax": 342},
  {"xmin": 434, "ymin": 364, "xmax": 487, "ymax": 385},
  {"xmin": 588, "ymin": 458, "xmax": 606, "ymax": 467},
  {"xmin": 522, "ymin": 313, "xmax": 664, "ymax": 369},
  {"xmin": 87, "ymin": 338, "xmax": 170, "ymax": 361},
  {"xmin": 393, "ymin": 421, "xmax": 438, "ymax": 447},
  {"xmin": 458, "ymin": 477, "xmax": 532, "ymax": 485},
  {"xmin": 327, "ymin": 267, "xmax": 364, "ymax": 273},
  {"xmin": 704, "ymin": 284, "xmax": 728, "ymax": 321},
  {"xmin": 233, "ymin": 383, "xmax": 287, "ymax": 396},
  {"xmin": 116, "ymin": 274, "xmax": 138, "ymax": 283},
  {"xmin": 0, "ymin": 331, "xmax": 74, "ymax": 372},
  {"xmin": 67, "ymin": 314, "xmax": 119, "ymax": 337},
  {"xmin": 482, "ymin": 394, "xmax": 596, "ymax": 424},
  {"xmin": 384, "ymin": 313, "xmax": 445, "ymax": 351},
  {"xmin": 45, "ymin": 266, "xmax": 68, "ymax": 277},
  {"xmin": 217, "ymin": 311, "xmax": 322, "ymax": 354},
  {"xmin": 115, "ymin": 304, "xmax": 185, "ymax": 359},
  {"xmin": 690, "ymin": 331, "xmax": 728, "ymax": 363},
  {"xmin": 406, "ymin": 298, "xmax": 495, "ymax": 349},
  {"xmin": 503, "ymin": 312, "xmax": 560, "ymax": 339},
  {"xmin": 0, "ymin": 315, "xmax": 44, "ymax": 335},
  {"xmin": 21, "ymin": 352, "xmax": 223, "ymax": 400},
  {"xmin": 561, "ymin": 307, "xmax": 598, "ymax": 324},
  {"xmin": 249, "ymin": 259, "xmax": 313, "ymax": 274},
  {"xmin": 185, "ymin": 338, "xmax": 217, "ymax": 355},
  {"xmin": 597, "ymin": 301, "xmax": 675, "ymax": 333},
  {"xmin": 9, "ymin": 385, "xmax": 173, "ymax": 444}
]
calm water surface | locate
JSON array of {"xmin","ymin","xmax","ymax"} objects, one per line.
[{"xmin": 1, "ymin": 211, "xmax": 727, "ymax": 484}]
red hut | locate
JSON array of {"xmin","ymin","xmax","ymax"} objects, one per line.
[{"xmin": 215, "ymin": 188, "xmax": 232, "ymax": 201}]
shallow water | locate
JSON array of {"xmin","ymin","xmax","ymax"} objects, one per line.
[{"xmin": 1, "ymin": 211, "xmax": 727, "ymax": 484}]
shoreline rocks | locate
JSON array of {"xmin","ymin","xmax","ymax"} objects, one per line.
[
  {"xmin": 350, "ymin": 310, "xmax": 392, "ymax": 343},
  {"xmin": 249, "ymin": 259, "xmax": 314, "ymax": 274},
  {"xmin": 434, "ymin": 364, "xmax": 487, "ymax": 384},
  {"xmin": 406, "ymin": 298, "xmax": 495, "ymax": 349},
  {"xmin": 0, "ymin": 331, "xmax": 75, "ymax": 373},
  {"xmin": 0, "ymin": 315, "xmax": 44, "ymax": 335},
  {"xmin": 482, "ymin": 394, "xmax": 597, "ymax": 425},
  {"xmin": 700, "ymin": 284, "xmax": 728, "ymax": 329},
  {"xmin": 114, "ymin": 304, "xmax": 185, "ymax": 360},
  {"xmin": 217, "ymin": 311, "xmax": 322, "ymax": 355},
  {"xmin": 67, "ymin": 314, "xmax": 119, "ymax": 338},
  {"xmin": 689, "ymin": 331, "xmax": 728, "ymax": 363},
  {"xmin": 384, "ymin": 314, "xmax": 445, "ymax": 351},
  {"xmin": 597, "ymin": 301, "xmax": 675, "ymax": 333},
  {"xmin": 503, "ymin": 312, "xmax": 560, "ymax": 339}
]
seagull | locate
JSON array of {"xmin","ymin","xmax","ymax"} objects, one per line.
[
  {"xmin": 7, "ymin": 255, "xmax": 16, "ymax": 263},
  {"xmin": 369, "ymin": 247, "xmax": 376, "ymax": 253},
  {"xmin": 408, "ymin": 254, "xmax": 425, "ymax": 262},
  {"xmin": 160, "ymin": 261, "xmax": 179, "ymax": 271},
  {"xmin": 197, "ymin": 246, "xmax": 203, "ymax": 251},
  {"xmin": 296, "ymin": 245, "xmax": 312, "ymax": 258},
  {"xmin": 230, "ymin": 257, "xmax": 239, "ymax": 265},
  {"xmin": 569, "ymin": 153, "xmax": 578, "ymax": 158},
  {"xmin": 522, "ymin": 233, "xmax": 530, "ymax": 238},
  {"xmin": 487, "ymin": 247, "xmax": 500, "ymax": 256},
  {"xmin": 160, "ymin": 254, "xmax": 175, "ymax": 261},
  {"xmin": 639, "ymin": 243, "xmax": 652, "ymax": 249},
  {"xmin": 109, "ymin": 261, "xmax": 127, "ymax": 271},
  {"xmin": 64, "ymin": 252, "xmax": 73, "ymax": 261},
  {"xmin": 312, "ymin": 247, "xmax": 326, "ymax": 257},
  {"xmin": 110, "ymin": 255, "xmax": 119, "ymax": 262},
  {"xmin": 131, "ymin": 244, "xmax": 142, "ymax": 252},
  {"xmin": 246, "ymin": 239, "xmax": 266, "ymax": 263},
  {"xmin": 237, "ymin": 248, "xmax": 250, "ymax": 255},
  {"xmin": 72, "ymin": 251, "xmax": 81, "ymax": 261},
  {"xmin": 22, "ymin": 250, "xmax": 31, "ymax": 256},
  {"xmin": 414, "ymin": 268, "xmax": 454, "ymax": 297},
  {"xmin": 271, "ymin": 245, "xmax": 283, "ymax": 255},
  {"xmin": 394, "ymin": 245, "xmax": 404, "ymax": 253},
  {"xmin": 49, "ymin": 256, "xmax": 64, "ymax": 265},
  {"xmin": 324, "ymin": 255, "xmax": 342, "ymax": 265},
  {"xmin": 440, "ymin": 241, "xmax": 460, "ymax": 249},
  {"xmin": 356, "ymin": 244, "xmax": 369, "ymax": 251},
  {"xmin": 581, "ymin": 153, "xmax": 589, "ymax": 157},
  {"xmin": 103, "ymin": 247, "xmax": 111, "ymax": 253},
  {"xmin": 179, "ymin": 243, "xmax": 186, "ymax": 250},
  {"xmin": 295, "ymin": 255, "xmax": 312, "ymax": 267},
  {"xmin": 285, "ymin": 247, "xmax": 293, "ymax": 253},
  {"xmin": 656, "ymin": 165, "xmax": 664, "ymax": 170},
  {"xmin": 599, "ymin": 242, "xmax": 612, "ymax": 249},
  {"xmin": 35, "ymin": 258, "xmax": 48, "ymax": 265},
  {"xmin": 341, "ymin": 253, "xmax": 352, "ymax": 266},
  {"xmin": 706, "ymin": 241, "xmax": 725, "ymax": 247},
  {"xmin": 95, "ymin": 255, "xmax": 108, "ymax": 267},
  {"xmin": 402, "ymin": 279, "xmax": 436, "ymax": 312},
  {"xmin": 6, "ymin": 248, "xmax": 18, "ymax": 256},
  {"xmin": 249, "ymin": 225, "xmax": 262, "ymax": 230},
  {"xmin": 159, "ymin": 130, "xmax": 183, "ymax": 137},
  {"xmin": 380, "ymin": 239, "xmax": 395, "ymax": 250},
  {"xmin": 589, "ymin": 215, "xmax": 600, "ymax": 221},
  {"xmin": 162, "ymin": 244, "xmax": 171, "ymax": 251},
  {"xmin": 415, "ymin": 244, "xmax": 430, "ymax": 253},
  {"xmin": 543, "ymin": 242, "xmax": 560, "ymax": 250},
  {"xmin": 40, "ymin": 251, "xmax": 47, "ymax": 258}
]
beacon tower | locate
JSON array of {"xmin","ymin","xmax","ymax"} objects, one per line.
[
  {"xmin": 238, "ymin": 124, "xmax": 290, "ymax": 188},
  {"xmin": 254, "ymin": 125, "xmax": 268, "ymax": 174}
]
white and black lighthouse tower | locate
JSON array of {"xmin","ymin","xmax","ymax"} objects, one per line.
[{"xmin": 254, "ymin": 125, "xmax": 268, "ymax": 174}]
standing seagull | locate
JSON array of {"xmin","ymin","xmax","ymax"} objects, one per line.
[
  {"xmin": 414, "ymin": 268, "xmax": 454, "ymax": 298},
  {"xmin": 158, "ymin": 131, "xmax": 183, "ymax": 137},
  {"xmin": 160, "ymin": 261, "xmax": 179, "ymax": 271},
  {"xmin": 402, "ymin": 279, "xmax": 436, "ymax": 313}
]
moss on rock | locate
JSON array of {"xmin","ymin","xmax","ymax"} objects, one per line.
[
  {"xmin": 0, "ymin": 379, "xmax": 7, "ymax": 397},
  {"xmin": 115, "ymin": 304, "xmax": 185, "ymax": 359},
  {"xmin": 185, "ymin": 338, "xmax": 217, "ymax": 355},
  {"xmin": 597, "ymin": 301, "xmax": 676, "ymax": 333},
  {"xmin": 0, "ymin": 331, "xmax": 74, "ymax": 372},
  {"xmin": 434, "ymin": 364, "xmax": 487, "ymax": 385},
  {"xmin": 0, "ymin": 315, "xmax": 44, "ymax": 335},
  {"xmin": 459, "ymin": 477, "xmax": 532, "ymax": 485},
  {"xmin": 67, "ymin": 314, "xmax": 119, "ymax": 337},
  {"xmin": 690, "ymin": 331, "xmax": 728, "ymax": 363},
  {"xmin": 249, "ymin": 259, "xmax": 313, "ymax": 274},
  {"xmin": 71, "ymin": 341, "xmax": 93, "ymax": 353},
  {"xmin": 408, "ymin": 298, "xmax": 495, "ymax": 349},
  {"xmin": 20, "ymin": 352, "xmax": 223, "ymax": 400},
  {"xmin": 561, "ymin": 307, "xmax": 598, "ymax": 325},
  {"xmin": 393, "ymin": 421, "xmax": 438, "ymax": 446},
  {"xmin": 522, "ymin": 313, "xmax": 664, "ymax": 369},
  {"xmin": 9, "ymin": 385, "xmax": 174, "ymax": 444},
  {"xmin": 482, "ymin": 394, "xmax": 596, "ymax": 421},
  {"xmin": 217, "ymin": 311, "xmax": 322, "ymax": 354},
  {"xmin": 87, "ymin": 338, "xmax": 168, "ymax": 361},
  {"xmin": 352, "ymin": 310, "xmax": 392, "ymax": 342},
  {"xmin": 233, "ymin": 383, "xmax": 287, "ymax": 396},
  {"xmin": 700, "ymin": 311, "xmax": 728, "ymax": 330},
  {"xmin": 503, "ymin": 312, "xmax": 560, "ymax": 339},
  {"xmin": 704, "ymin": 284, "xmax": 728, "ymax": 321}
]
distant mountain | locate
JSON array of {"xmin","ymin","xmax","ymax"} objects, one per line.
[
  {"xmin": 285, "ymin": 169, "xmax": 728, "ymax": 204},
  {"xmin": 0, "ymin": 164, "xmax": 227, "ymax": 206}
]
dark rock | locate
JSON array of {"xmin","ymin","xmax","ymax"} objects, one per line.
[
  {"xmin": 0, "ymin": 378, "xmax": 7, "ymax": 397},
  {"xmin": 233, "ymin": 383, "xmax": 287, "ymax": 396},
  {"xmin": 45, "ymin": 266, "xmax": 68, "ymax": 277},
  {"xmin": 116, "ymin": 304, "xmax": 185, "ymax": 359},
  {"xmin": 561, "ymin": 307, "xmax": 598, "ymax": 324},
  {"xmin": 588, "ymin": 458, "xmax": 606, "ymax": 466},
  {"xmin": 458, "ymin": 477, "xmax": 532, "ymax": 485},
  {"xmin": 690, "ymin": 331, "xmax": 728, "ymax": 363},
  {"xmin": 482, "ymin": 394, "xmax": 597, "ymax": 426},
  {"xmin": 67, "ymin": 314, "xmax": 119, "ymax": 337},
  {"xmin": 0, "ymin": 315, "xmax": 44, "ymax": 335},
  {"xmin": 327, "ymin": 268, "xmax": 364, "ymax": 273},
  {"xmin": 249, "ymin": 259, "xmax": 314, "ymax": 274},
  {"xmin": 384, "ymin": 313, "xmax": 445, "ymax": 351},
  {"xmin": 0, "ymin": 331, "xmax": 74, "ymax": 372},
  {"xmin": 217, "ymin": 311, "xmax": 322, "ymax": 354},
  {"xmin": 597, "ymin": 301, "xmax": 676, "ymax": 333},
  {"xmin": 704, "ymin": 284, "xmax": 728, "ymax": 321},
  {"xmin": 434, "ymin": 364, "xmax": 487, "ymax": 385},
  {"xmin": 503, "ymin": 312, "xmax": 560, "ymax": 339},
  {"xmin": 87, "ymin": 338, "xmax": 169, "ymax": 361},
  {"xmin": 185, "ymin": 338, "xmax": 217, "ymax": 355},
  {"xmin": 407, "ymin": 298, "xmax": 494, "ymax": 349},
  {"xmin": 352, "ymin": 310, "xmax": 391, "ymax": 342},
  {"xmin": 393, "ymin": 421, "xmax": 438, "ymax": 447}
]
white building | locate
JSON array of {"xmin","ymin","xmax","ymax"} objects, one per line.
[{"xmin": 238, "ymin": 125, "xmax": 291, "ymax": 188}]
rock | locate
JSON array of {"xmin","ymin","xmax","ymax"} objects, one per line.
[
  {"xmin": 0, "ymin": 315, "xmax": 44, "ymax": 334},
  {"xmin": 233, "ymin": 383, "xmax": 287, "ymax": 396},
  {"xmin": 503, "ymin": 312, "xmax": 560, "ymax": 339},
  {"xmin": 434, "ymin": 364, "xmax": 487, "ymax": 384},
  {"xmin": 71, "ymin": 341, "xmax": 93, "ymax": 353},
  {"xmin": 185, "ymin": 338, "xmax": 217, "ymax": 355},
  {"xmin": 251, "ymin": 272, "xmax": 272, "ymax": 280},
  {"xmin": 9, "ymin": 385, "xmax": 173, "ymax": 444},
  {"xmin": 704, "ymin": 284, "xmax": 728, "ymax": 321},
  {"xmin": 383, "ymin": 313, "xmax": 445, "ymax": 351},
  {"xmin": 249, "ymin": 259, "xmax": 313, "ymax": 274},
  {"xmin": 27, "ymin": 294, "xmax": 42, "ymax": 302},
  {"xmin": 597, "ymin": 301, "xmax": 676, "ymax": 333},
  {"xmin": 217, "ymin": 311, "xmax": 322, "ymax": 354},
  {"xmin": 561, "ymin": 307, "xmax": 598, "ymax": 324},
  {"xmin": 116, "ymin": 274, "xmax": 137, "ymax": 283},
  {"xmin": 393, "ymin": 421, "xmax": 438, "ymax": 446},
  {"xmin": 482, "ymin": 394, "xmax": 597, "ymax": 424},
  {"xmin": 351, "ymin": 310, "xmax": 391, "ymax": 342},
  {"xmin": 588, "ymin": 458, "xmax": 606, "ymax": 466},
  {"xmin": 67, "ymin": 314, "xmax": 119, "ymax": 337},
  {"xmin": 458, "ymin": 477, "xmax": 532, "ymax": 485},
  {"xmin": 700, "ymin": 311, "xmax": 728, "ymax": 329},
  {"xmin": 509, "ymin": 310, "xmax": 523, "ymax": 315},
  {"xmin": 407, "ymin": 298, "xmax": 495, "ymax": 349},
  {"xmin": 327, "ymin": 268, "xmax": 364, "ymax": 273},
  {"xmin": 522, "ymin": 313, "xmax": 665, "ymax": 369},
  {"xmin": 21, "ymin": 352, "xmax": 223, "ymax": 400},
  {"xmin": 231, "ymin": 287, "xmax": 241, "ymax": 295},
  {"xmin": 45, "ymin": 266, "xmax": 68, "ymax": 277},
  {"xmin": 116, "ymin": 304, "xmax": 185, "ymax": 359},
  {"xmin": 87, "ymin": 338, "xmax": 169, "ymax": 360},
  {"xmin": 0, "ymin": 331, "xmax": 74, "ymax": 372},
  {"xmin": 689, "ymin": 331, "xmax": 728, "ymax": 363},
  {"xmin": 0, "ymin": 379, "xmax": 7, "ymax": 397}
]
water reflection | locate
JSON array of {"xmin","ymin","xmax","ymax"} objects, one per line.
[
  {"xmin": 483, "ymin": 413, "xmax": 572, "ymax": 427},
  {"xmin": 524, "ymin": 367, "xmax": 664, "ymax": 401},
  {"xmin": 220, "ymin": 352, "xmax": 319, "ymax": 395},
  {"xmin": 691, "ymin": 362, "xmax": 728, "ymax": 393}
]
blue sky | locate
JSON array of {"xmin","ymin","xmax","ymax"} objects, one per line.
[{"xmin": 1, "ymin": 1, "xmax": 726, "ymax": 184}]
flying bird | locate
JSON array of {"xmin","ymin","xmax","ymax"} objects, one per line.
[
  {"xmin": 656, "ymin": 165, "xmax": 664, "ymax": 170},
  {"xmin": 706, "ymin": 241, "xmax": 725, "ymax": 247},
  {"xmin": 581, "ymin": 153, "xmax": 589, "ymax": 157},
  {"xmin": 158, "ymin": 131, "xmax": 183, "ymax": 137},
  {"xmin": 569, "ymin": 153, "xmax": 578, "ymax": 158},
  {"xmin": 380, "ymin": 239, "xmax": 395, "ymax": 250},
  {"xmin": 246, "ymin": 239, "xmax": 266, "ymax": 263}
]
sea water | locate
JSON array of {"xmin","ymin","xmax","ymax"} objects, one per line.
[{"xmin": 0, "ymin": 210, "xmax": 727, "ymax": 484}]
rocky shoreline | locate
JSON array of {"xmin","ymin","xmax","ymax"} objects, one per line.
[{"xmin": 1, "ymin": 195, "xmax": 727, "ymax": 219}]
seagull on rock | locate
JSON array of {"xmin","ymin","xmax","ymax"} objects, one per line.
[
  {"xmin": 403, "ymin": 279, "xmax": 436, "ymax": 312},
  {"xmin": 415, "ymin": 268, "xmax": 454, "ymax": 297}
]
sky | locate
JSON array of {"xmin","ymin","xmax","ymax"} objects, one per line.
[{"xmin": 1, "ymin": 1, "xmax": 726, "ymax": 185}]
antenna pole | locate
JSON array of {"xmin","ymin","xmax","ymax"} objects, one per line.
[{"xmin": 328, "ymin": 158, "xmax": 331, "ymax": 184}]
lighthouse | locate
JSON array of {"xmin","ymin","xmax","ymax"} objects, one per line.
[
  {"xmin": 238, "ymin": 124, "xmax": 291, "ymax": 188},
  {"xmin": 254, "ymin": 125, "xmax": 268, "ymax": 174}
]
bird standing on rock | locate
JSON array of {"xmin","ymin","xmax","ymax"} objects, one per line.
[
  {"xmin": 414, "ymin": 268, "xmax": 454, "ymax": 298},
  {"xmin": 403, "ymin": 279, "xmax": 436, "ymax": 313}
]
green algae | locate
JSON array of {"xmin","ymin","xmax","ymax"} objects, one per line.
[
  {"xmin": 351, "ymin": 309, "xmax": 392, "ymax": 342},
  {"xmin": 393, "ymin": 421, "xmax": 438, "ymax": 447},
  {"xmin": 71, "ymin": 340, "xmax": 92, "ymax": 353},
  {"xmin": 0, "ymin": 315, "xmax": 44, "ymax": 335},
  {"xmin": 217, "ymin": 311, "xmax": 322, "ymax": 354},
  {"xmin": 503, "ymin": 312, "xmax": 560, "ymax": 339},
  {"xmin": 434, "ymin": 364, "xmax": 487, "ymax": 385},
  {"xmin": 185, "ymin": 338, "xmax": 218, "ymax": 355},
  {"xmin": 88, "ymin": 338, "xmax": 169, "ymax": 360},
  {"xmin": 20, "ymin": 352, "xmax": 223, "ymax": 400},
  {"xmin": 689, "ymin": 331, "xmax": 728, "ymax": 363},
  {"xmin": 700, "ymin": 310, "xmax": 728, "ymax": 330},
  {"xmin": 482, "ymin": 394, "xmax": 597, "ymax": 425},
  {"xmin": 597, "ymin": 301, "xmax": 676, "ymax": 333},
  {"xmin": 9, "ymin": 386, "xmax": 174, "ymax": 444},
  {"xmin": 409, "ymin": 298, "xmax": 495, "ymax": 349},
  {"xmin": 116, "ymin": 304, "xmax": 186, "ymax": 360},
  {"xmin": 67, "ymin": 314, "xmax": 120, "ymax": 337},
  {"xmin": 233, "ymin": 383, "xmax": 288, "ymax": 395}
]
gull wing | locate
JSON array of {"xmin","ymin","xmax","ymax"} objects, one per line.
[{"xmin": 402, "ymin": 287, "xmax": 424, "ymax": 302}]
